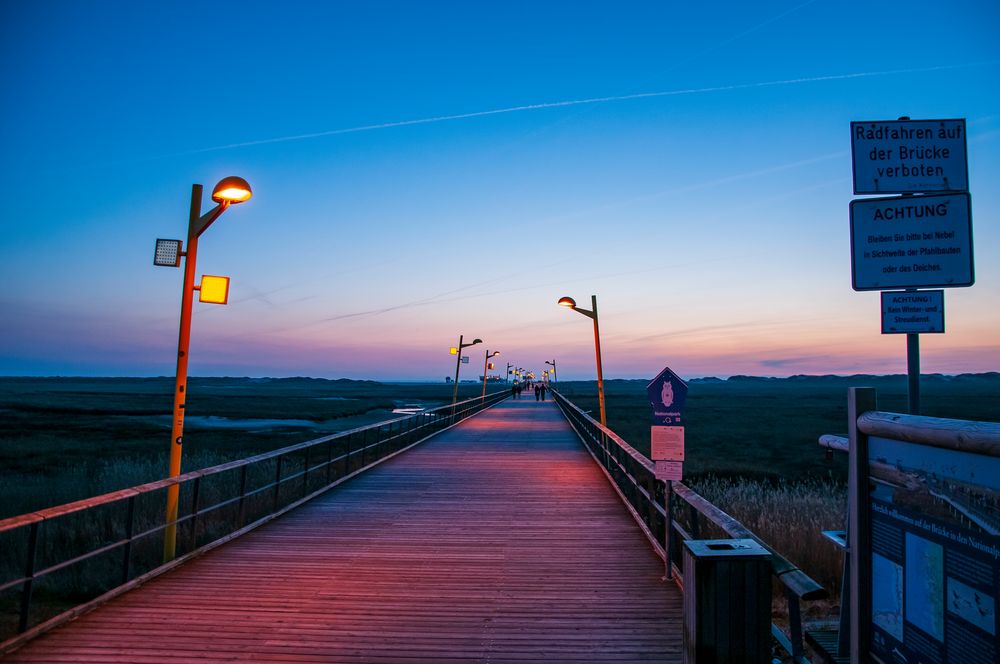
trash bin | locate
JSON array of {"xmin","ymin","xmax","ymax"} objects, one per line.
[{"xmin": 683, "ymin": 538, "xmax": 772, "ymax": 664}]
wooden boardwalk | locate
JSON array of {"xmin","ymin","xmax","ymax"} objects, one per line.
[{"xmin": 6, "ymin": 399, "xmax": 682, "ymax": 663}]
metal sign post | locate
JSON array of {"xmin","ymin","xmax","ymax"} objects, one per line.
[
  {"xmin": 647, "ymin": 366, "xmax": 688, "ymax": 580},
  {"xmin": 880, "ymin": 290, "xmax": 944, "ymax": 334},
  {"xmin": 849, "ymin": 117, "xmax": 974, "ymax": 415}
]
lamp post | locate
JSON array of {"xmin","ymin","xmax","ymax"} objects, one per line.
[
  {"xmin": 451, "ymin": 335, "xmax": 482, "ymax": 405},
  {"xmin": 159, "ymin": 177, "xmax": 252, "ymax": 562},
  {"xmin": 558, "ymin": 295, "xmax": 606, "ymax": 429},
  {"xmin": 545, "ymin": 359, "xmax": 557, "ymax": 384},
  {"xmin": 505, "ymin": 362, "xmax": 513, "ymax": 384},
  {"xmin": 482, "ymin": 350, "xmax": 500, "ymax": 399}
]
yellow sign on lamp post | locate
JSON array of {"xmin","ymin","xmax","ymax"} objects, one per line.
[
  {"xmin": 197, "ymin": 275, "xmax": 230, "ymax": 305},
  {"xmin": 155, "ymin": 176, "xmax": 252, "ymax": 562}
]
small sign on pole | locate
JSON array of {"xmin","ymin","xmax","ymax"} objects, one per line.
[
  {"xmin": 851, "ymin": 118, "xmax": 967, "ymax": 194},
  {"xmin": 461, "ymin": 356, "xmax": 469, "ymax": 364},
  {"xmin": 651, "ymin": 425, "xmax": 684, "ymax": 461},
  {"xmin": 849, "ymin": 116, "xmax": 974, "ymax": 416},
  {"xmin": 850, "ymin": 192, "xmax": 974, "ymax": 291},
  {"xmin": 654, "ymin": 460, "xmax": 683, "ymax": 481},
  {"xmin": 881, "ymin": 290, "xmax": 944, "ymax": 334},
  {"xmin": 648, "ymin": 365, "xmax": 688, "ymax": 580},
  {"xmin": 647, "ymin": 366, "xmax": 688, "ymax": 478},
  {"xmin": 647, "ymin": 366, "xmax": 688, "ymax": 426}
]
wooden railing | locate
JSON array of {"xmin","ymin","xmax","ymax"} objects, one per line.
[
  {"xmin": 551, "ymin": 388, "xmax": 827, "ymax": 664},
  {"xmin": 0, "ymin": 390, "xmax": 509, "ymax": 651}
]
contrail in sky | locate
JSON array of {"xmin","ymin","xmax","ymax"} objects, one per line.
[{"xmin": 168, "ymin": 61, "xmax": 994, "ymax": 157}]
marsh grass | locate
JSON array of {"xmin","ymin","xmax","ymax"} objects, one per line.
[{"xmin": 688, "ymin": 475, "xmax": 847, "ymax": 595}]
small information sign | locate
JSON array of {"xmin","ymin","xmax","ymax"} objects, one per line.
[
  {"xmin": 651, "ymin": 426, "xmax": 684, "ymax": 461},
  {"xmin": 851, "ymin": 119, "xmax": 968, "ymax": 194},
  {"xmin": 881, "ymin": 290, "xmax": 944, "ymax": 334},
  {"xmin": 850, "ymin": 192, "xmax": 974, "ymax": 291},
  {"xmin": 461, "ymin": 356, "xmax": 469, "ymax": 364},
  {"xmin": 654, "ymin": 460, "xmax": 683, "ymax": 482}
]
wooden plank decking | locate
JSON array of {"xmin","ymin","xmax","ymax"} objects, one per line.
[{"xmin": 6, "ymin": 399, "xmax": 682, "ymax": 663}]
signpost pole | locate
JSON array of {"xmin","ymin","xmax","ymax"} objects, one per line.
[
  {"xmin": 906, "ymin": 331, "xmax": 920, "ymax": 415},
  {"xmin": 903, "ymin": 280, "xmax": 921, "ymax": 415},
  {"xmin": 664, "ymin": 480, "xmax": 673, "ymax": 580},
  {"xmin": 647, "ymin": 365, "xmax": 687, "ymax": 583}
]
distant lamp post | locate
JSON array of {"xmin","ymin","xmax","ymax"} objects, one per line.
[
  {"xmin": 557, "ymin": 295, "xmax": 606, "ymax": 429},
  {"xmin": 506, "ymin": 362, "xmax": 513, "ymax": 384},
  {"xmin": 156, "ymin": 176, "xmax": 252, "ymax": 562},
  {"xmin": 452, "ymin": 335, "xmax": 482, "ymax": 405},
  {"xmin": 482, "ymin": 350, "xmax": 500, "ymax": 399},
  {"xmin": 545, "ymin": 359, "xmax": 557, "ymax": 384}
]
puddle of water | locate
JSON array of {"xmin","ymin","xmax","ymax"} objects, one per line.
[{"xmin": 391, "ymin": 400, "xmax": 443, "ymax": 415}]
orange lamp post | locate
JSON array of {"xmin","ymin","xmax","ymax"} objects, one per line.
[
  {"xmin": 558, "ymin": 295, "xmax": 606, "ymax": 429},
  {"xmin": 451, "ymin": 335, "xmax": 482, "ymax": 406},
  {"xmin": 158, "ymin": 176, "xmax": 252, "ymax": 561},
  {"xmin": 481, "ymin": 350, "xmax": 500, "ymax": 399},
  {"xmin": 545, "ymin": 359, "xmax": 557, "ymax": 384}
]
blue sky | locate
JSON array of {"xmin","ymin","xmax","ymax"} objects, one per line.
[{"xmin": 1, "ymin": 0, "xmax": 998, "ymax": 380}]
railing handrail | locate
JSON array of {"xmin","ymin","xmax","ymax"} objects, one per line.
[
  {"xmin": 0, "ymin": 391, "xmax": 505, "ymax": 533},
  {"xmin": 819, "ymin": 433, "xmax": 849, "ymax": 453},
  {"xmin": 553, "ymin": 386, "xmax": 655, "ymax": 471},
  {"xmin": 551, "ymin": 388, "xmax": 826, "ymax": 602},
  {"xmin": 858, "ymin": 410, "xmax": 1000, "ymax": 455}
]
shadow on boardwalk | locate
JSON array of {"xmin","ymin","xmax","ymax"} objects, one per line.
[{"xmin": 7, "ymin": 399, "xmax": 682, "ymax": 663}]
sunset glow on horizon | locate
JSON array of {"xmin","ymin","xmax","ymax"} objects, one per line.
[{"xmin": 1, "ymin": 1, "xmax": 998, "ymax": 381}]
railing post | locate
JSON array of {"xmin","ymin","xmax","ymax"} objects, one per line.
[
  {"xmin": 640, "ymin": 473, "xmax": 655, "ymax": 529},
  {"xmin": 785, "ymin": 586, "xmax": 806, "ymax": 660},
  {"xmin": 237, "ymin": 464, "xmax": 249, "ymax": 527},
  {"xmin": 273, "ymin": 456, "xmax": 283, "ymax": 513},
  {"xmin": 302, "ymin": 445, "xmax": 310, "ymax": 497},
  {"xmin": 121, "ymin": 494, "xmax": 137, "ymax": 585},
  {"xmin": 344, "ymin": 433, "xmax": 353, "ymax": 475},
  {"xmin": 189, "ymin": 476, "xmax": 202, "ymax": 552},
  {"xmin": 326, "ymin": 438, "xmax": 334, "ymax": 484},
  {"xmin": 664, "ymin": 480, "xmax": 674, "ymax": 579},
  {"xmin": 18, "ymin": 521, "xmax": 40, "ymax": 633},
  {"xmin": 689, "ymin": 502, "xmax": 700, "ymax": 539}
]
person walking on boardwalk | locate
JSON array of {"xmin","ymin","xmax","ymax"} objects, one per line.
[
  {"xmin": 511, "ymin": 383, "xmax": 517, "ymax": 400},
  {"xmin": 534, "ymin": 384, "xmax": 540, "ymax": 401},
  {"xmin": 539, "ymin": 384, "xmax": 546, "ymax": 401}
]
